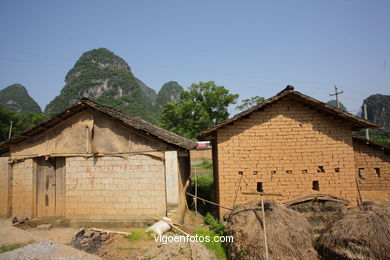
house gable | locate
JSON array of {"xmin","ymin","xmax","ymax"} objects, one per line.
[
  {"xmin": 9, "ymin": 109, "xmax": 173, "ymax": 160},
  {"xmin": 213, "ymin": 97, "xmax": 359, "ymax": 217}
]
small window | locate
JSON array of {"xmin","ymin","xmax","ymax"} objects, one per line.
[
  {"xmin": 334, "ymin": 167, "xmax": 340, "ymax": 173},
  {"xmin": 302, "ymin": 169, "xmax": 308, "ymax": 174},
  {"xmin": 312, "ymin": 181, "xmax": 319, "ymax": 191},
  {"xmin": 375, "ymin": 168, "xmax": 381, "ymax": 177},
  {"xmin": 317, "ymin": 166, "xmax": 325, "ymax": 173},
  {"xmin": 238, "ymin": 171, "xmax": 243, "ymax": 175},
  {"xmin": 286, "ymin": 170, "xmax": 292, "ymax": 174},
  {"xmin": 253, "ymin": 171, "xmax": 258, "ymax": 175},
  {"xmin": 257, "ymin": 182, "xmax": 263, "ymax": 192},
  {"xmin": 271, "ymin": 170, "xmax": 277, "ymax": 175},
  {"xmin": 358, "ymin": 168, "xmax": 365, "ymax": 179}
]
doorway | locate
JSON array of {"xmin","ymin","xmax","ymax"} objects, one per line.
[{"xmin": 35, "ymin": 157, "xmax": 65, "ymax": 217}]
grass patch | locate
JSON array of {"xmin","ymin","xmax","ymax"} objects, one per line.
[
  {"xmin": 204, "ymin": 212, "xmax": 225, "ymax": 236},
  {"xmin": 194, "ymin": 159, "xmax": 213, "ymax": 170},
  {"xmin": 125, "ymin": 230, "xmax": 153, "ymax": 241},
  {"xmin": 196, "ymin": 227, "xmax": 227, "ymax": 259},
  {"xmin": 195, "ymin": 212, "xmax": 228, "ymax": 259},
  {"xmin": 0, "ymin": 243, "xmax": 26, "ymax": 254}
]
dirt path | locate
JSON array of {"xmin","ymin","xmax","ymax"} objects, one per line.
[{"xmin": 0, "ymin": 219, "xmax": 101, "ymax": 259}]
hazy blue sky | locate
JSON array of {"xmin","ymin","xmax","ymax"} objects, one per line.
[{"xmin": 0, "ymin": 0, "xmax": 389, "ymax": 114}]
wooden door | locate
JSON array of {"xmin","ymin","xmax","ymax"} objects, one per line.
[{"xmin": 36, "ymin": 157, "xmax": 65, "ymax": 217}]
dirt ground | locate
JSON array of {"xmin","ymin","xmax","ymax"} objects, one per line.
[{"xmin": 0, "ymin": 213, "xmax": 217, "ymax": 260}]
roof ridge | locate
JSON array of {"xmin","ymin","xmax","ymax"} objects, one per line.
[{"xmin": 197, "ymin": 86, "xmax": 381, "ymax": 139}]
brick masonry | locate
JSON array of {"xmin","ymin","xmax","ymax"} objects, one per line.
[
  {"xmin": 353, "ymin": 141, "xmax": 390, "ymax": 191},
  {"xmin": 65, "ymin": 155, "xmax": 166, "ymax": 221},
  {"xmin": 213, "ymin": 99, "xmax": 359, "ymax": 217},
  {"xmin": 10, "ymin": 156, "xmax": 167, "ymax": 221}
]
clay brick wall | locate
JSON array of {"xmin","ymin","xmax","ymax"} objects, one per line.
[
  {"xmin": 12, "ymin": 159, "xmax": 33, "ymax": 217},
  {"xmin": 190, "ymin": 149, "xmax": 212, "ymax": 160},
  {"xmin": 215, "ymin": 99, "xmax": 358, "ymax": 217},
  {"xmin": 353, "ymin": 141, "xmax": 390, "ymax": 191},
  {"xmin": 65, "ymin": 155, "xmax": 166, "ymax": 221}
]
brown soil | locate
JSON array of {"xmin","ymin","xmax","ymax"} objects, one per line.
[{"xmin": 97, "ymin": 230, "xmax": 156, "ymax": 260}]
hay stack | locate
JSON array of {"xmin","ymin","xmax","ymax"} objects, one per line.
[
  {"xmin": 315, "ymin": 201, "xmax": 390, "ymax": 260},
  {"xmin": 225, "ymin": 200, "xmax": 318, "ymax": 260},
  {"xmin": 284, "ymin": 194, "xmax": 349, "ymax": 238}
]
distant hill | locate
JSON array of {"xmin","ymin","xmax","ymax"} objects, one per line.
[
  {"xmin": 0, "ymin": 84, "xmax": 41, "ymax": 113},
  {"xmin": 157, "ymin": 81, "xmax": 183, "ymax": 109},
  {"xmin": 363, "ymin": 94, "xmax": 390, "ymax": 130},
  {"xmin": 326, "ymin": 100, "xmax": 347, "ymax": 112},
  {"xmin": 44, "ymin": 48, "xmax": 158, "ymax": 123}
]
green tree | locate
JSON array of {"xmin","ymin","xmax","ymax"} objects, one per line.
[
  {"xmin": 0, "ymin": 104, "xmax": 48, "ymax": 142},
  {"xmin": 160, "ymin": 81, "xmax": 239, "ymax": 139},
  {"xmin": 236, "ymin": 96, "xmax": 265, "ymax": 111}
]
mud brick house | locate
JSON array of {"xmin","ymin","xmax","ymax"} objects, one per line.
[
  {"xmin": 198, "ymin": 86, "xmax": 385, "ymax": 217},
  {"xmin": 0, "ymin": 98, "xmax": 196, "ymax": 224},
  {"xmin": 353, "ymin": 136, "xmax": 390, "ymax": 193}
]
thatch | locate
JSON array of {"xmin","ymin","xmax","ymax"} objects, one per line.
[
  {"xmin": 0, "ymin": 98, "xmax": 197, "ymax": 154},
  {"xmin": 315, "ymin": 201, "xmax": 390, "ymax": 260},
  {"xmin": 283, "ymin": 194, "xmax": 349, "ymax": 238},
  {"xmin": 225, "ymin": 200, "xmax": 318, "ymax": 260},
  {"xmin": 198, "ymin": 85, "xmax": 380, "ymax": 140}
]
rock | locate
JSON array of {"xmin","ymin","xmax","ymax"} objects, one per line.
[
  {"xmin": 83, "ymin": 230, "xmax": 95, "ymax": 238},
  {"xmin": 12, "ymin": 216, "xmax": 18, "ymax": 224},
  {"xmin": 99, "ymin": 234, "xmax": 110, "ymax": 242},
  {"xmin": 73, "ymin": 228, "xmax": 85, "ymax": 240}
]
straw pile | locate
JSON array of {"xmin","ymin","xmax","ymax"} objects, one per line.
[
  {"xmin": 225, "ymin": 200, "xmax": 318, "ymax": 260},
  {"xmin": 284, "ymin": 194, "xmax": 348, "ymax": 238},
  {"xmin": 315, "ymin": 201, "xmax": 390, "ymax": 260}
]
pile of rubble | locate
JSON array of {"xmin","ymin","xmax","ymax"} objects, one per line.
[
  {"xmin": 12, "ymin": 216, "xmax": 29, "ymax": 224},
  {"xmin": 72, "ymin": 228, "xmax": 112, "ymax": 254}
]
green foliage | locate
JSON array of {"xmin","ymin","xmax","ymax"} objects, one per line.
[
  {"xmin": 0, "ymin": 84, "xmax": 41, "ymax": 113},
  {"xmin": 326, "ymin": 100, "xmax": 348, "ymax": 112},
  {"xmin": 236, "ymin": 96, "xmax": 264, "ymax": 111},
  {"xmin": 354, "ymin": 129, "xmax": 390, "ymax": 148},
  {"xmin": 196, "ymin": 227, "xmax": 227, "ymax": 259},
  {"xmin": 0, "ymin": 105, "xmax": 48, "ymax": 142},
  {"xmin": 156, "ymin": 81, "xmax": 183, "ymax": 109},
  {"xmin": 44, "ymin": 48, "xmax": 158, "ymax": 123},
  {"xmin": 363, "ymin": 94, "xmax": 390, "ymax": 130},
  {"xmin": 371, "ymin": 136, "xmax": 390, "ymax": 148},
  {"xmin": 191, "ymin": 174, "xmax": 214, "ymax": 202},
  {"xmin": 0, "ymin": 243, "xmax": 26, "ymax": 253},
  {"xmin": 160, "ymin": 81, "xmax": 239, "ymax": 139},
  {"xmin": 204, "ymin": 212, "xmax": 225, "ymax": 236},
  {"xmin": 194, "ymin": 159, "xmax": 213, "ymax": 170},
  {"xmin": 125, "ymin": 230, "xmax": 153, "ymax": 241}
]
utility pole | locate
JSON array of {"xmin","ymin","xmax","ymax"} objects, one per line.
[
  {"xmin": 8, "ymin": 121, "xmax": 13, "ymax": 139},
  {"xmin": 363, "ymin": 103, "xmax": 370, "ymax": 140},
  {"xmin": 329, "ymin": 85, "xmax": 344, "ymax": 109}
]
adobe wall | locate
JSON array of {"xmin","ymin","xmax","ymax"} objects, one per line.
[
  {"xmin": 353, "ymin": 141, "xmax": 390, "ymax": 191},
  {"xmin": 215, "ymin": 99, "xmax": 358, "ymax": 217},
  {"xmin": 65, "ymin": 155, "xmax": 166, "ymax": 222},
  {"xmin": 190, "ymin": 149, "xmax": 212, "ymax": 160},
  {"xmin": 12, "ymin": 159, "xmax": 33, "ymax": 217}
]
